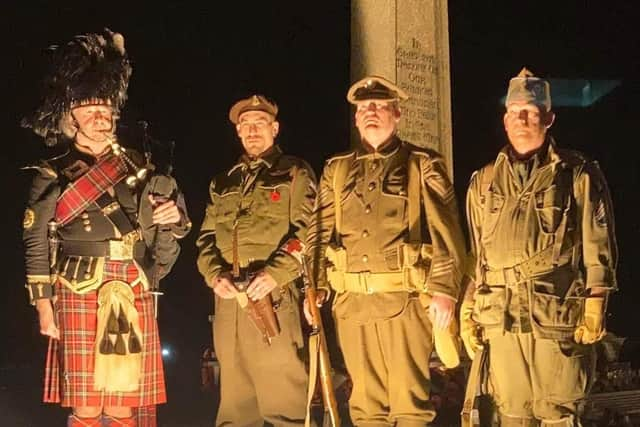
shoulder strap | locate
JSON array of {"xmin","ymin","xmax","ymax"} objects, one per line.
[
  {"xmin": 331, "ymin": 156, "xmax": 352, "ymax": 246},
  {"xmin": 480, "ymin": 162, "xmax": 495, "ymax": 198},
  {"xmin": 407, "ymin": 153, "xmax": 422, "ymax": 243}
]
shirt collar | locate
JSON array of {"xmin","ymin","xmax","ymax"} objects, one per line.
[
  {"xmin": 497, "ymin": 135, "xmax": 558, "ymax": 169},
  {"xmin": 228, "ymin": 145, "xmax": 282, "ymax": 175},
  {"xmin": 355, "ymin": 135, "xmax": 401, "ymax": 159}
]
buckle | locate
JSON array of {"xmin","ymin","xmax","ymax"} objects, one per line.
[
  {"xmin": 502, "ymin": 266, "xmax": 521, "ymax": 284},
  {"xmin": 359, "ymin": 271, "xmax": 373, "ymax": 294},
  {"xmin": 108, "ymin": 231, "xmax": 140, "ymax": 261}
]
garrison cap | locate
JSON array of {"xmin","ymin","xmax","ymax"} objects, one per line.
[
  {"xmin": 229, "ymin": 94, "xmax": 278, "ymax": 124},
  {"xmin": 505, "ymin": 67, "xmax": 551, "ymax": 111},
  {"xmin": 346, "ymin": 75, "xmax": 409, "ymax": 104}
]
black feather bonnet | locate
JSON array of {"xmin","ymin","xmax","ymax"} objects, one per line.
[{"xmin": 22, "ymin": 29, "xmax": 132, "ymax": 146}]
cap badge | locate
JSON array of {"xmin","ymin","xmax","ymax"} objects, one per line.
[{"xmin": 251, "ymin": 95, "xmax": 260, "ymax": 106}]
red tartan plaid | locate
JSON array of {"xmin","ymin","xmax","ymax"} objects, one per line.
[
  {"xmin": 55, "ymin": 152, "xmax": 128, "ymax": 226},
  {"xmin": 44, "ymin": 261, "xmax": 165, "ymax": 426}
]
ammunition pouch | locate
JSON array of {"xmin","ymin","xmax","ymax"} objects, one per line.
[{"xmin": 400, "ymin": 243, "xmax": 432, "ymax": 292}]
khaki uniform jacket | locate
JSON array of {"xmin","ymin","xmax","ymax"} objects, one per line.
[
  {"xmin": 306, "ymin": 138, "xmax": 465, "ymax": 322},
  {"xmin": 466, "ymin": 139, "xmax": 617, "ymax": 339},
  {"xmin": 196, "ymin": 145, "xmax": 316, "ymax": 287}
]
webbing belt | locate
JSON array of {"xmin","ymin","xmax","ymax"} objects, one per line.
[
  {"xmin": 484, "ymin": 244, "xmax": 574, "ymax": 285},
  {"xmin": 341, "ymin": 271, "xmax": 407, "ymax": 294}
]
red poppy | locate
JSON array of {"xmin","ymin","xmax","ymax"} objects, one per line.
[{"xmin": 270, "ymin": 190, "xmax": 281, "ymax": 202}]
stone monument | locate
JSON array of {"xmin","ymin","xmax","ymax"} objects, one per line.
[{"xmin": 351, "ymin": 0, "xmax": 453, "ymax": 176}]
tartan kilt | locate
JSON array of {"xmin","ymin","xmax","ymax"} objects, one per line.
[{"xmin": 43, "ymin": 260, "xmax": 167, "ymax": 410}]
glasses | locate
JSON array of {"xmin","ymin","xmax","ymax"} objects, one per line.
[
  {"xmin": 238, "ymin": 120, "xmax": 273, "ymax": 132},
  {"xmin": 356, "ymin": 101, "xmax": 394, "ymax": 112}
]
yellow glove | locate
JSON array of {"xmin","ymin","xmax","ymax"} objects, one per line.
[
  {"xmin": 574, "ymin": 296, "xmax": 607, "ymax": 344},
  {"xmin": 434, "ymin": 318, "xmax": 461, "ymax": 369},
  {"xmin": 460, "ymin": 298, "xmax": 484, "ymax": 360}
]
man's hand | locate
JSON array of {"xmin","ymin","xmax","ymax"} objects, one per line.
[
  {"xmin": 246, "ymin": 271, "xmax": 278, "ymax": 301},
  {"xmin": 429, "ymin": 294, "xmax": 455, "ymax": 330},
  {"xmin": 149, "ymin": 195, "xmax": 181, "ymax": 225},
  {"xmin": 36, "ymin": 299, "xmax": 59, "ymax": 339},
  {"xmin": 303, "ymin": 289, "xmax": 328, "ymax": 325},
  {"xmin": 211, "ymin": 273, "xmax": 238, "ymax": 299}
]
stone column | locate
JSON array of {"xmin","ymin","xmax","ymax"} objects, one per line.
[{"xmin": 351, "ymin": 0, "xmax": 453, "ymax": 177}]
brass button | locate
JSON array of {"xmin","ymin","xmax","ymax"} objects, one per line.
[
  {"xmin": 84, "ymin": 225, "xmax": 92, "ymax": 232},
  {"xmin": 362, "ymin": 255, "xmax": 369, "ymax": 263},
  {"xmin": 370, "ymin": 162, "xmax": 378, "ymax": 171},
  {"xmin": 364, "ymin": 205, "xmax": 371, "ymax": 214},
  {"xmin": 362, "ymin": 230, "xmax": 369, "ymax": 238},
  {"xmin": 368, "ymin": 182, "xmax": 376, "ymax": 191},
  {"xmin": 81, "ymin": 212, "xmax": 89, "ymax": 219}
]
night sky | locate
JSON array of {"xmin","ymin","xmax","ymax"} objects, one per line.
[{"xmin": 1, "ymin": 1, "xmax": 639, "ymax": 425}]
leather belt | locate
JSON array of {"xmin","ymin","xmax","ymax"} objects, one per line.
[{"xmin": 61, "ymin": 231, "xmax": 145, "ymax": 261}]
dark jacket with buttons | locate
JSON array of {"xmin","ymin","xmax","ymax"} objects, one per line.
[{"xmin": 22, "ymin": 143, "xmax": 190, "ymax": 303}]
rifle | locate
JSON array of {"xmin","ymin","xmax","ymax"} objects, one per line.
[
  {"xmin": 231, "ymin": 223, "xmax": 280, "ymax": 345},
  {"xmin": 301, "ymin": 253, "xmax": 340, "ymax": 427}
]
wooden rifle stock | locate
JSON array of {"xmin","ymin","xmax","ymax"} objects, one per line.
[{"xmin": 301, "ymin": 254, "xmax": 340, "ymax": 427}]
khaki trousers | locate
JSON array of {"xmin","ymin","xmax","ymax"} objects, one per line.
[
  {"xmin": 213, "ymin": 293, "xmax": 308, "ymax": 427},
  {"xmin": 488, "ymin": 332, "xmax": 594, "ymax": 427},
  {"xmin": 335, "ymin": 297, "xmax": 436, "ymax": 427}
]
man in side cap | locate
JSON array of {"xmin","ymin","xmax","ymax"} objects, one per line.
[
  {"xmin": 461, "ymin": 68, "xmax": 618, "ymax": 426},
  {"xmin": 197, "ymin": 94, "xmax": 317, "ymax": 426},
  {"xmin": 305, "ymin": 76, "xmax": 466, "ymax": 426}
]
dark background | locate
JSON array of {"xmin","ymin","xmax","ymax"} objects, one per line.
[{"xmin": 1, "ymin": 2, "xmax": 639, "ymax": 426}]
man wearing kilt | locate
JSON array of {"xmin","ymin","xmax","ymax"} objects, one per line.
[{"xmin": 21, "ymin": 30, "xmax": 190, "ymax": 426}]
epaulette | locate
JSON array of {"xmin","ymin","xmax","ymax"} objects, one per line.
[
  {"xmin": 403, "ymin": 142, "xmax": 443, "ymax": 161},
  {"xmin": 20, "ymin": 147, "xmax": 71, "ymax": 178},
  {"xmin": 556, "ymin": 147, "xmax": 589, "ymax": 168},
  {"xmin": 277, "ymin": 154, "xmax": 313, "ymax": 172},
  {"xmin": 326, "ymin": 150, "xmax": 356, "ymax": 165}
]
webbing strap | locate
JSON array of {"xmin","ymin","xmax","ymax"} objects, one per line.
[
  {"xmin": 331, "ymin": 156, "xmax": 352, "ymax": 247},
  {"xmin": 407, "ymin": 153, "xmax": 422, "ymax": 244}
]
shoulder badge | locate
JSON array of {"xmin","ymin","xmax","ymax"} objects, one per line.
[{"xmin": 23, "ymin": 208, "xmax": 35, "ymax": 229}]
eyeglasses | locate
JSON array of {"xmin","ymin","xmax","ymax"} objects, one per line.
[{"xmin": 356, "ymin": 101, "xmax": 394, "ymax": 112}]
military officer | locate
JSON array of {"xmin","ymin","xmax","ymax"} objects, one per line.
[
  {"xmin": 461, "ymin": 68, "xmax": 618, "ymax": 426},
  {"xmin": 305, "ymin": 76, "xmax": 466, "ymax": 426},
  {"xmin": 196, "ymin": 95, "xmax": 317, "ymax": 426}
]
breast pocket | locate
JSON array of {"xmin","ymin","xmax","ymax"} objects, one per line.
[
  {"xmin": 212, "ymin": 192, "xmax": 240, "ymax": 224},
  {"xmin": 534, "ymin": 185, "xmax": 566, "ymax": 234},
  {"xmin": 381, "ymin": 174, "xmax": 408, "ymax": 223},
  {"xmin": 253, "ymin": 184, "xmax": 291, "ymax": 238},
  {"xmin": 481, "ymin": 190, "xmax": 505, "ymax": 243},
  {"xmin": 255, "ymin": 184, "xmax": 290, "ymax": 217}
]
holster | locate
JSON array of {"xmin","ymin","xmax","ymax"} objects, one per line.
[
  {"xmin": 233, "ymin": 269, "xmax": 280, "ymax": 344},
  {"xmin": 246, "ymin": 294, "xmax": 280, "ymax": 345}
]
